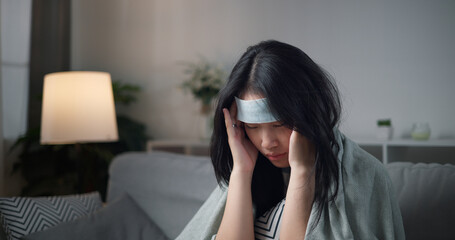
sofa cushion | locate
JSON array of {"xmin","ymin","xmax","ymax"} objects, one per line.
[
  {"xmin": 0, "ymin": 192, "xmax": 101, "ymax": 240},
  {"xmin": 107, "ymin": 151, "xmax": 217, "ymax": 239},
  {"xmin": 386, "ymin": 162, "xmax": 455, "ymax": 240},
  {"xmin": 22, "ymin": 194, "xmax": 168, "ymax": 240}
]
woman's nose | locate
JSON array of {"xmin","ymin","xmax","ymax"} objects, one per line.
[{"xmin": 261, "ymin": 130, "xmax": 279, "ymax": 150}]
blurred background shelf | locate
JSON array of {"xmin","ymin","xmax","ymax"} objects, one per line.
[
  {"xmin": 146, "ymin": 138, "xmax": 455, "ymax": 164},
  {"xmin": 354, "ymin": 138, "xmax": 455, "ymax": 164}
]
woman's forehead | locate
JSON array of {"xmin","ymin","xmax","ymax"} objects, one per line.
[{"xmin": 239, "ymin": 91, "xmax": 264, "ymax": 100}]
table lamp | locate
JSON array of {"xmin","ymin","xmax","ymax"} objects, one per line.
[{"xmin": 40, "ymin": 71, "xmax": 118, "ymax": 144}]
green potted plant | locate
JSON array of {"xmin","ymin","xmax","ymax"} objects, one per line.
[
  {"xmin": 377, "ymin": 119, "xmax": 393, "ymax": 140},
  {"xmin": 180, "ymin": 58, "xmax": 226, "ymax": 114}
]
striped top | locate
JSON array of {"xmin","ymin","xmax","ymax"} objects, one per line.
[
  {"xmin": 254, "ymin": 199, "xmax": 286, "ymax": 240},
  {"xmin": 254, "ymin": 168, "xmax": 289, "ymax": 239},
  {"xmin": 211, "ymin": 169, "xmax": 290, "ymax": 240}
]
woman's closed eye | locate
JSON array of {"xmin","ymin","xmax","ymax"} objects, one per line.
[
  {"xmin": 245, "ymin": 124, "xmax": 258, "ymax": 129},
  {"xmin": 245, "ymin": 123, "xmax": 284, "ymax": 129}
]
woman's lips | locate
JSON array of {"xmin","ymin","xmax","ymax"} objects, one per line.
[{"xmin": 266, "ymin": 152, "xmax": 287, "ymax": 161}]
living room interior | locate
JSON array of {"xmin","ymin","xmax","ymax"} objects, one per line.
[{"xmin": 1, "ymin": 0, "xmax": 454, "ymax": 239}]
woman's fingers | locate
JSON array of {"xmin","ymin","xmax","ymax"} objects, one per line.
[
  {"xmin": 223, "ymin": 108, "xmax": 234, "ymax": 136},
  {"xmin": 289, "ymin": 130, "xmax": 316, "ymax": 170},
  {"xmin": 229, "ymin": 101, "xmax": 238, "ymax": 121},
  {"xmin": 224, "ymin": 107, "xmax": 242, "ymax": 138},
  {"xmin": 229, "ymin": 102, "xmax": 244, "ymax": 137},
  {"xmin": 290, "ymin": 129, "xmax": 299, "ymax": 145},
  {"xmin": 223, "ymin": 106, "xmax": 257, "ymax": 173},
  {"xmin": 224, "ymin": 101, "xmax": 243, "ymax": 138}
]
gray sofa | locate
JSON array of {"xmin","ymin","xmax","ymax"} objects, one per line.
[
  {"xmin": 2, "ymin": 151, "xmax": 454, "ymax": 239},
  {"xmin": 107, "ymin": 151, "xmax": 455, "ymax": 240},
  {"xmin": 107, "ymin": 152, "xmax": 218, "ymax": 239}
]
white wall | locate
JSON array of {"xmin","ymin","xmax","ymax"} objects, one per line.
[
  {"xmin": 1, "ymin": 0, "xmax": 30, "ymax": 140},
  {"xmin": 0, "ymin": 0, "xmax": 31, "ymax": 196},
  {"xmin": 72, "ymin": 0, "xmax": 455, "ymax": 140}
]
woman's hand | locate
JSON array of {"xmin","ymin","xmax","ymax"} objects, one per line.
[
  {"xmin": 223, "ymin": 102, "xmax": 258, "ymax": 174},
  {"xmin": 280, "ymin": 130, "xmax": 316, "ymax": 239},
  {"xmin": 288, "ymin": 130, "xmax": 316, "ymax": 171},
  {"xmin": 217, "ymin": 102, "xmax": 257, "ymax": 240}
]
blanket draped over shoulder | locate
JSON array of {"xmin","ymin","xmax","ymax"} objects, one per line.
[{"xmin": 176, "ymin": 130, "xmax": 405, "ymax": 240}]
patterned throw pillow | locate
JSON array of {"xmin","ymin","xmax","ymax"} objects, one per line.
[{"xmin": 0, "ymin": 192, "xmax": 102, "ymax": 240}]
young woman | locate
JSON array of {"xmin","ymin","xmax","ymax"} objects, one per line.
[{"xmin": 177, "ymin": 40, "xmax": 404, "ymax": 240}]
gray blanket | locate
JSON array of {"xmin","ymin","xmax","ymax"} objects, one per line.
[{"xmin": 176, "ymin": 130, "xmax": 405, "ymax": 239}]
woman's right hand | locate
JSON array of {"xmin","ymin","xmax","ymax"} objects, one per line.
[
  {"xmin": 217, "ymin": 102, "xmax": 257, "ymax": 240},
  {"xmin": 223, "ymin": 102, "xmax": 258, "ymax": 174}
]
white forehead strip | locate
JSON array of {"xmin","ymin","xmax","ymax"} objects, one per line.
[{"xmin": 235, "ymin": 97, "xmax": 278, "ymax": 123}]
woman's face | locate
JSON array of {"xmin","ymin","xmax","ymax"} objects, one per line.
[{"xmin": 240, "ymin": 92, "xmax": 292, "ymax": 168}]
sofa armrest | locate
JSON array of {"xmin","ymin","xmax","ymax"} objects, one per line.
[
  {"xmin": 107, "ymin": 151, "xmax": 217, "ymax": 239},
  {"xmin": 386, "ymin": 162, "xmax": 455, "ymax": 240}
]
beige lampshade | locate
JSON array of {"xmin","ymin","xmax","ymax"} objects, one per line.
[{"xmin": 40, "ymin": 71, "xmax": 119, "ymax": 144}]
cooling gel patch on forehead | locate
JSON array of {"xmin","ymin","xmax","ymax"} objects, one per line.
[{"xmin": 235, "ymin": 97, "xmax": 278, "ymax": 123}]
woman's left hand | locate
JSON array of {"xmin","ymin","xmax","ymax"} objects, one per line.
[
  {"xmin": 280, "ymin": 130, "xmax": 316, "ymax": 239},
  {"xmin": 288, "ymin": 130, "xmax": 316, "ymax": 171}
]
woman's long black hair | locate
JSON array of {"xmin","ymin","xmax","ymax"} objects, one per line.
[{"xmin": 210, "ymin": 40, "xmax": 342, "ymax": 229}]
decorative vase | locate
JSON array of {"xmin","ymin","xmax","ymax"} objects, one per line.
[{"xmin": 411, "ymin": 122, "xmax": 431, "ymax": 140}]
